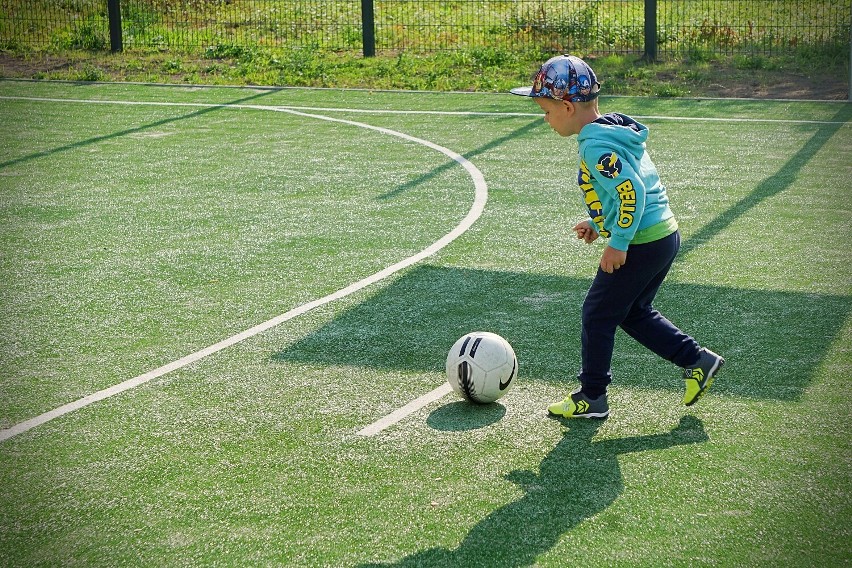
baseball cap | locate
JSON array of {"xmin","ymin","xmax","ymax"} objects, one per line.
[{"xmin": 510, "ymin": 54, "xmax": 601, "ymax": 102}]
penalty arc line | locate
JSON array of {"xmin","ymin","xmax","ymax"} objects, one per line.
[{"xmin": 0, "ymin": 105, "xmax": 487, "ymax": 442}]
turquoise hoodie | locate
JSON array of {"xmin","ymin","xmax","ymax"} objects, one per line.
[{"xmin": 576, "ymin": 113, "xmax": 677, "ymax": 251}]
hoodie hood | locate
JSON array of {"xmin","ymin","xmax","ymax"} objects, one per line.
[{"xmin": 577, "ymin": 113, "xmax": 648, "ymax": 158}]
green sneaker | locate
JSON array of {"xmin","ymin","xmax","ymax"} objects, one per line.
[
  {"xmin": 547, "ymin": 389, "xmax": 609, "ymax": 418},
  {"xmin": 683, "ymin": 348, "xmax": 724, "ymax": 406}
]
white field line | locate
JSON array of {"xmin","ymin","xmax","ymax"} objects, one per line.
[
  {"xmin": 356, "ymin": 383, "xmax": 454, "ymax": 437},
  {"xmin": 1, "ymin": 95, "xmax": 850, "ymax": 125},
  {"xmin": 0, "ymin": 101, "xmax": 487, "ymax": 442}
]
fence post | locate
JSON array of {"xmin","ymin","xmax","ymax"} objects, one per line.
[
  {"xmin": 361, "ymin": 0, "xmax": 375, "ymax": 57},
  {"xmin": 848, "ymin": 0, "xmax": 851, "ymax": 101},
  {"xmin": 107, "ymin": 0, "xmax": 122, "ymax": 52},
  {"xmin": 643, "ymin": 0, "xmax": 657, "ymax": 61}
]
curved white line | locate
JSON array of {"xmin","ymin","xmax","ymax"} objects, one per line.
[{"xmin": 0, "ymin": 106, "xmax": 487, "ymax": 442}]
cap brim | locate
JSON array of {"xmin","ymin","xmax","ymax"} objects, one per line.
[{"xmin": 509, "ymin": 86, "xmax": 534, "ymax": 97}]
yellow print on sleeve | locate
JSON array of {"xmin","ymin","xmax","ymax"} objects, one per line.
[
  {"xmin": 615, "ymin": 179, "xmax": 636, "ymax": 228},
  {"xmin": 578, "ymin": 160, "xmax": 609, "ymax": 237}
]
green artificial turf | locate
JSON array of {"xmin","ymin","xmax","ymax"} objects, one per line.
[{"xmin": 0, "ymin": 80, "xmax": 850, "ymax": 566}]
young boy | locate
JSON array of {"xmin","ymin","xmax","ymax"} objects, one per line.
[{"xmin": 511, "ymin": 55, "xmax": 723, "ymax": 418}]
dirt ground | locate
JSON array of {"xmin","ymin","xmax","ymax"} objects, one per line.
[{"xmin": 697, "ymin": 69, "xmax": 849, "ymax": 100}]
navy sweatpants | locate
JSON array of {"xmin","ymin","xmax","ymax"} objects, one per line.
[{"xmin": 579, "ymin": 230, "xmax": 700, "ymax": 393}]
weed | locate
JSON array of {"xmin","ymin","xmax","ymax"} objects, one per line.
[
  {"xmin": 121, "ymin": 58, "xmax": 146, "ymax": 72},
  {"xmin": 161, "ymin": 59, "xmax": 183, "ymax": 73},
  {"xmin": 794, "ymin": 38, "xmax": 849, "ymax": 67},
  {"xmin": 59, "ymin": 21, "xmax": 108, "ymax": 51},
  {"xmin": 734, "ymin": 54, "xmax": 768, "ymax": 70},
  {"xmin": 0, "ymin": 37, "xmax": 23, "ymax": 51},
  {"xmin": 685, "ymin": 44, "xmax": 718, "ymax": 63},
  {"xmin": 468, "ymin": 46, "xmax": 516, "ymax": 69},
  {"xmin": 204, "ymin": 43, "xmax": 255, "ymax": 61},
  {"xmin": 72, "ymin": 63, "xmax": 106, "ymax": 81},
  {"xmin": 680, "ymin": 68, "xmax": 706, "ymax": 81},
  {"xmin": 655, "ymin": 84, "xmax": 690, "ymax": 97}
]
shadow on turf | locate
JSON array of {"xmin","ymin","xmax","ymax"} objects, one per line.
[
  {"xmin": 376, "ymin": 118, "xmax": 542, "ymax": 200},
  {"xmin": 426, "ymin": 400, "xmax": 506, "ymax": 431},
  {"xmin": 357, "ymin": 416, "xmax": 707, "ymax": 568},
  {"xmin": 271, "ymin": 264, "xmax": 850, "ymax": 402},
  {"xmin": 0, "ymin": 89, "xmax": 280, "ymax": 169},
  {"xmin": 679, "ymin": 103, "xmax": 852, "ymax": 257}
]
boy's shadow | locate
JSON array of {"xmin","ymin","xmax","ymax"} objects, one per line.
[{"xmin": 360, "ymin": 416, "xmax": 708, "ymax": 568}]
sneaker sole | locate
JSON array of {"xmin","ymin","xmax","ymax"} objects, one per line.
[
  {"xmin": 548, "ymin": 409, "xmax": 610, "ymax": 419},
  {"xmin": 685, "ymin": 357, "xmax": 725, "ymax": 407}
]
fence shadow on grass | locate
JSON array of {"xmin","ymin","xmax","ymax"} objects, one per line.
[
  {"xmin": 358, "ymin": 416, "xmax": 707, "ymax": 568},
  {"xmin": 0, "ymin": 88, "xmax": 281, "ymax": 170},
  {"xmin": 679, "ymin": 104, "xmax": 852, "ymax": 257},
  {"xmin": 376, "ymin": 117, "xmax": 542, "ymax": 200},
  {"xmin": 271, "ymin": 264, "xmax": 850, "ymax": 402}
]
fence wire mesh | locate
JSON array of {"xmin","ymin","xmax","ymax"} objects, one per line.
[{"xmin": 1, "ymin": 0, "xmax": 849, "ymax": 57}]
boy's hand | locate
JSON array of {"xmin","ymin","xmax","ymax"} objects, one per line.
[
  {"xmin": 572, "ymin": 220, "xmax": 598, "ymax": 244},
  {"xmin": 600, "ymin": 246, "xmax": 627, "ymax": 273}
]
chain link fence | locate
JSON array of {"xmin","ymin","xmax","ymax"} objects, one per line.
[{"xmin": 1, "ymin": 0, "xmax": 850, "ymax": 58}]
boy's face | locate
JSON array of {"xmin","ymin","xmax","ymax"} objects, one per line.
[{"xmin": 534, "ymin": 98, "xmax": 577, "ymax": 137}]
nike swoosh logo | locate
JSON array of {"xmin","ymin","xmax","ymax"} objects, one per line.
[{"xmin": 499, "ymin": 358, "xmax": 517, "ymax": 390}]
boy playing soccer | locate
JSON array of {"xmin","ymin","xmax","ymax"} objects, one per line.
[{"xmin": 511, "ymin": 55, "xmax": 724, "ymax": 418}]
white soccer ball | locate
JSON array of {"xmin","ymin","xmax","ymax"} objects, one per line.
[{"xmin": 446, "ymin": 331, "xmax": 517, "ymax": 404}]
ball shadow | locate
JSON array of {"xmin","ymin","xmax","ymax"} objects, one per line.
[{"xmin": 425, "ymin": 400, "xmax": 506, "ymax": 432}]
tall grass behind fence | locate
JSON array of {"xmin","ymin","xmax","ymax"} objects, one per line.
[
  {"xmin": 374, "ymin": 1, "xmax": 644, "ymax": 54},
  {"xmin": 120, "ymin": 0, "xmax": 364, "ymax": 52},
  {"xmin": 658, "ymin": 0, "xmax": 850, "ymax": 57},
  {"xmin": 0, "ymin": 0, "xmax": 849, "ymax": 58},
  {"xmin": 1, "ymin": 0, "xmax": 111, "ymax": 51}
]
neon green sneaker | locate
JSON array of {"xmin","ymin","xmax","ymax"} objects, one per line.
[
  {"xmin": 547, "ymin": 389, "xmax": 609, "ymax": 418},
  {"xmin": 683, "ymin": 348, "xmax": 724, "ymax": 406}
]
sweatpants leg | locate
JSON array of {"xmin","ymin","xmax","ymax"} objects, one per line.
[{"xmin": 578, "ymin": 231, "xmax": 700, "ymax": 393}]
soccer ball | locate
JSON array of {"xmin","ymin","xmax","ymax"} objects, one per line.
[{"xmin": 446, "ymin": 331, "xmax": 517, "ymax": 404}]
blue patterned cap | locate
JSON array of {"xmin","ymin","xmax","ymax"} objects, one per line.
[{"xmin": 510, "ymin": 55, "xmax": 601, "ymax": 102}]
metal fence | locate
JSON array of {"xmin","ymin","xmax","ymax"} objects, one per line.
[{"xmin": 1, "ymin": 0, "xmax": 849, "ymax": 58}]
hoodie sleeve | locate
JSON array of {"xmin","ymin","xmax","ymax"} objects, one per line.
[{"xmin": 582, "ymin": 145, "xmax": 646, "ymax": 251}]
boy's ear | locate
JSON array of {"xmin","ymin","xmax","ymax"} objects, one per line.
[{"xmin": 562, "ymin": 100, "xmax": 576, "ymax": 115}]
